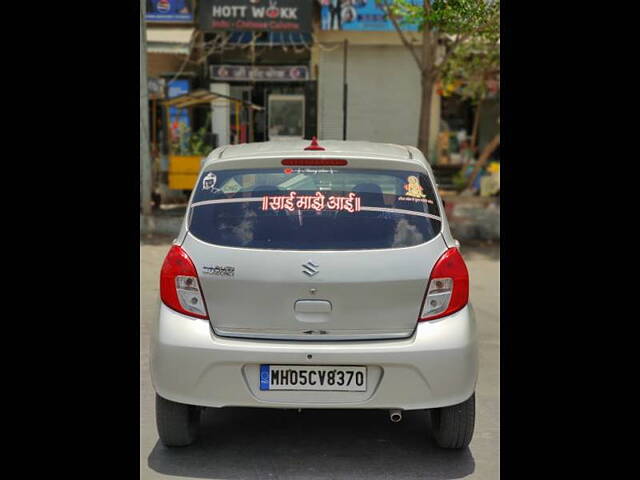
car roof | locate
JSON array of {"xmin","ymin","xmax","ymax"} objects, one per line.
[{"xmin": 203, "ymin": 140, "xmax": 430, "ymax": 171}]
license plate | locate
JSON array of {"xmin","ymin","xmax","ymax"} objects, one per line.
[{"xmin": 259, "ymin": 365, "xmax": 367, "ymax": 391}]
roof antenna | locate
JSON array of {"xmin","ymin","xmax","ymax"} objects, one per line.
[{"xmin": 304, "ymin": 136, "xmax": 325, "ymax": 151}]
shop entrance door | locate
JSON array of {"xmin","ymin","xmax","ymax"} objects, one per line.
[
  {"xmin": 267, "ymin": 94, "xmax": 305, "ymax": 141},
  {"xmin": 231, "ymin": 85, "xmax": 253, "ymax": 143}
]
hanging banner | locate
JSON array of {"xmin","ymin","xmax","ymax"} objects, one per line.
[
  {"xmin": 199, "ymin": 0, "xmax": 312, "ymax": 32},
  {"xmin": 168, "ymin": 79, "xmax": 191, "ymax": 153},
  {"xmin": 145, "ymin": 0, "xmax": 195, "ymax": 23},
  {"xmin": 319, "ymin": 0, "xmax": 420, "ymax": 31},
  {"xmin": 210, "ymin": 65, "xmax": 309, "ymax": 82}
]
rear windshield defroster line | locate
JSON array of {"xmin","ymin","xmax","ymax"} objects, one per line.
[{"xmin": 191, "ymin": 197, "xmax": 442, "ymax": 221}]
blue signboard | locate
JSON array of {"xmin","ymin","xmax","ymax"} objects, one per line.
[
  {"xmin": 320, "ymin": 0, "xmax": 420, "ymax": 31},
  {"xmin": 168, "ymin": 79, "xmax": 189, "ymax": 100},
  {"xmin": 145, "ymin": 0, "xmax": 194, "ymax": 23}
]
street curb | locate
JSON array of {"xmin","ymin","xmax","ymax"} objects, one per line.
[
  {"xmin": 443, "ymin": 196, "xmax": 500, "ymax": 241},
  {"xmin": 140, "ymin": 215, "xmax": 183, "ymax": 238}
]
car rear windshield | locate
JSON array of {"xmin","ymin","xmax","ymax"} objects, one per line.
[{"xmin": 188, "ymin": 167, "xmax": 442, "ymax": 250}]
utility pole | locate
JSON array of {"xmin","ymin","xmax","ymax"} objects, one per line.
[
  {"xmin": 342, "ymin": 39, "xmax": 348, "ymax": 141},
  {"xmin": 140, "ymin": 0, "xmax": 153, "ymax": 235}
]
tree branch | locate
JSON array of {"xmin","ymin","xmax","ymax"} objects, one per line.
[
  {"xmin": 434, "ymin": 32, "xmax": 467, "ymax": 76},
  {"xmin": 465, "ymin": 133, "xmax": 500, "ymax": 190},
  {"xmin": 381, "ymin": 0, "xmax": 424, "ymax": 72},
  {"xmin": 434, "ymin": 4, "xmax": 500, "ymax": 75}
]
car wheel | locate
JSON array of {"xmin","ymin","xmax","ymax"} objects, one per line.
[
  {"xmin": 430, "ymin": 392, "xmax": 475, "ymax": 449},
  {"xmin": 155, "ymin": 393, "xmax": 201, "ymax": 447}
]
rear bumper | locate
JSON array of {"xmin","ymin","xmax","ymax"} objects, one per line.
[{"xmin": 150, "ymin": 303, "xmax": 478, "ymax": 410}]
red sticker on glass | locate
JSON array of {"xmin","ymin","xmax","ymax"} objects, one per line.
[
  {"xmin": 261, "ymin": 192, "xmax": 361, "ymax": 213},
  {"xmin": 283, "ymin": 168, "xmax": 294, "ymax": 174}
]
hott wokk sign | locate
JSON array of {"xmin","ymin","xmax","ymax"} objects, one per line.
[{"xmin": 199, "ymin": 0, "xmax": 312, "ymax": 32}]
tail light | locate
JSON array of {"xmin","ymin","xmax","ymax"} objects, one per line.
[
  {"xmin": 160, "ymin": 245, "xmax": 209, "ymax": 319},
  {"xmin": 419, "ymin": 247, "xmax": 469, "ymax": 321}
]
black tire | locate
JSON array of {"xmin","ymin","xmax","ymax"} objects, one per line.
[
  {"xmin": 430, "ymin": 393, "xmax": 475, "ymax": 449},
  {"xmin": 155, "ymin": 393, "xmax": 201, "ymax": 447}
]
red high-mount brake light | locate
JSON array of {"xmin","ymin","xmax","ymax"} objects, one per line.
[
  {"xmin": 282, "ymin": 159, "xmax": 348, "ymax": 166},
  {"xmin": 304, "ymin": 136, "xmax": 325, "ymax": 151},
  {"xmin": 419, "ymin": 247, "xmax": 469, "ymax": 322},
  {"xmin": 160, "ymin": 245, "xmax": 209, "ymax": 319}
]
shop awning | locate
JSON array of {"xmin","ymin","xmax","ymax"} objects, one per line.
[
  {"xmin": 146, "ymin": 27, "xmax": 195, "ymax": 55},
  {"xmin": 163, "ymin": 89, "xmax": 264, "ymax": 111},
  {"xmin": 227, "ymin": 31, "xmax": 312, "ymax": 47}
]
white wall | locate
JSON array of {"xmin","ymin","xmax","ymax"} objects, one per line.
[{"xmin": 318, "ymin": 44, "xmax": 440, "ymax": 156}]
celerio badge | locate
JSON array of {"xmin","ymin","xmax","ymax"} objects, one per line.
[{"xmin": 203, "ymin": 265, "xmax": 235, "ymax": 277}]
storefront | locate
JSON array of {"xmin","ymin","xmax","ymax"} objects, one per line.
[
  {"xmin": 434, "ymin": 78, "xmax": 500, "ymax": 193},
  {"xmin": 436, "ymin": 93, "xmax": 474, "ymax": 166},
  {"xmin": 209, "ymin": 54, "xmax": 317, "ymax": 143},
  {"xmin": 198, "ymin": 0, "xmax": 316, "ymax": 144},
  {"xmin": 145, "ymin": 1, "xmax": 200, "ymax": 201},
  {"xmin": 436, "ymin": 88, "xmax": 500, "ymax": 167}
]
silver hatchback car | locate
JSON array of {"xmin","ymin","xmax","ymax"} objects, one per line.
[{"xmin": 150, "ymin": 139, "xmax": 478, "ymax": 449}]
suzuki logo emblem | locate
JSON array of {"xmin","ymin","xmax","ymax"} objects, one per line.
[{"xmin": 302, "ymin": 261, "xmax": 319, "ymax": 277}]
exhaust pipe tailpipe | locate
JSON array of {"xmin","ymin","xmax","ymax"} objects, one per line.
[{"xmin": 389, "ymin": 409, "xmax": 402, "ymax": 423}]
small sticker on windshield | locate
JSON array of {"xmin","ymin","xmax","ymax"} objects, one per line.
[
  {"xmin": 202, "ymin": 172, "xmax": 217, "ymax": 191},
  {"xmin": 399, "ymin": 196, "xmax": 434, "ymax": 205},
  {"xmin": 284, "ymin": 168, "xmax": 335, "ymax": 175},
  {"xmin": 403, "ymin": 175, "xmax": 426, "ymax": 198},
  {"xmin": 221, "ymin": 179, "xmax": 241, "ymax": 194}
]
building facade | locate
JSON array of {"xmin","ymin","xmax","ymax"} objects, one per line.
[
  {"xmin": 314, "ymin": 30, "xmax": 442, "ymax": 154},
  {"xmin": 144, "ymin": 0, "xmax": 499, "ymax": 197}
]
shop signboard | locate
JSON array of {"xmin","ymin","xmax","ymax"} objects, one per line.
[
  {"xmin": 199, "ymin": 0, "xmax": 312, "ymax": 32},
  {"xmin": 168, "ymin": 79, "xmax": 189, "ymax": 99},
  {"xmin": 210, "ymin": 65, "xmax": 309, "ymax": 82},
  {"xmin": 145, "ymin": 0, "xmax": 195, "ymax": 23},
  {"xmin": 319, "ymin": 0, "xmax": 420, "ymax": 31}
]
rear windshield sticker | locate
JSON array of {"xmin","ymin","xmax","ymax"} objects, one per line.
[
  {"xmin": 202, "ymin": 172, "xmax": 217, "ymax": 191},
  {"xmin": 283, "ymin": 168, "xmax": 336, "ymax": 175},
  {"xmin": 398, "ymin": 196, "xmax": 434, "ymax": 205},
  {"xmin": 403, "ymin": 175, "xmax": 426, "ymax": 198},
  {"xmin": 220, "ymin": 178, "xmax": 241, "ymax": 194},
  {"xmin": 261, "ymin": 191, "xmax": 361, "ymax": 213}
]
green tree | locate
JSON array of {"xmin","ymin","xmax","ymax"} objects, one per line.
[
  {"xmin": 440, "ymin": 32, "xmax": 499, "ymax": 152},
  {"xmin": 438, "ymin": 18, "xmax": 500, "ymax": 189},
  {"xmin": 379, "ymin": 0, "xmax": 499, "ymax": 157}
]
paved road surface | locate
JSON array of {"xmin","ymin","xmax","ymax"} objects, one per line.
[{"xmin": 140, "ymin": 240, "xmax": 499, "ymax": 479}]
